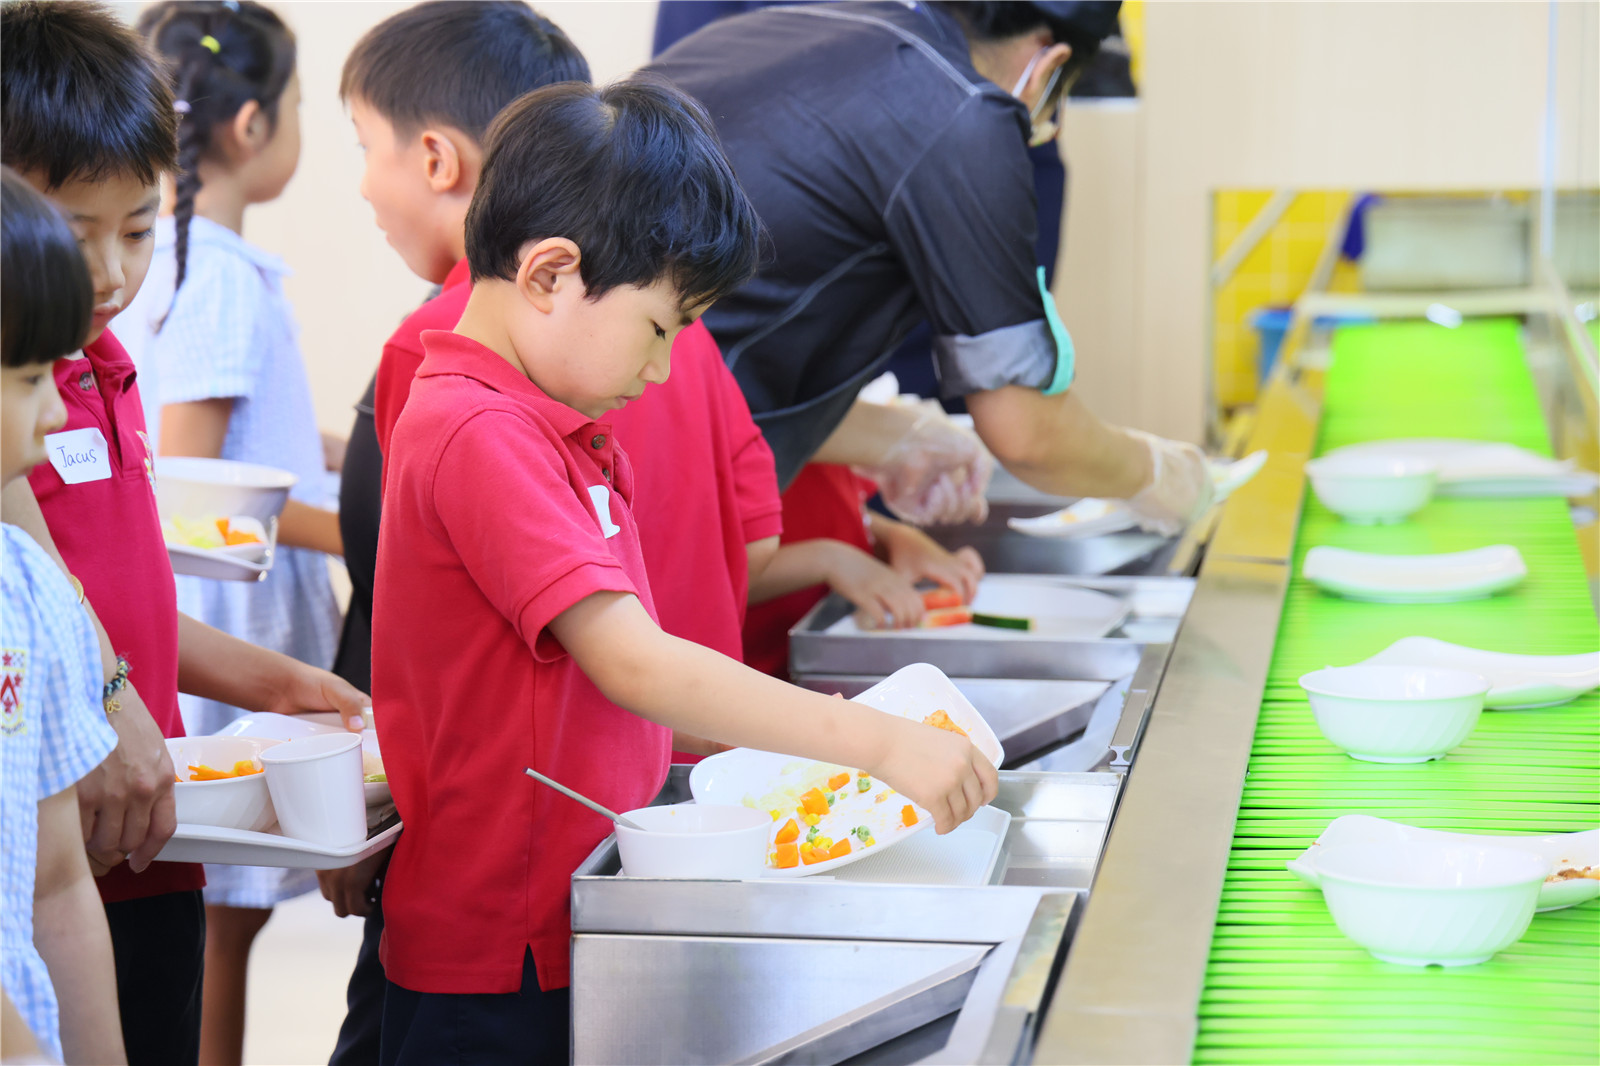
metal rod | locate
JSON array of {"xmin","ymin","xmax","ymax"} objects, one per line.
[{"xmin": 525, "ymin": 767, "xmax": 647, "ymax": 830}]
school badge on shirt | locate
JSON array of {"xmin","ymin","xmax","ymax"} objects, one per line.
[{"xmin": 0, "ymin": 648, "xmax": 26, "ymax": 735}]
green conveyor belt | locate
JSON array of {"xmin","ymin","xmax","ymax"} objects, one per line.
[{"xmin": 1194, "ymin": 319, "xmax": 1600, "ymax": 1064}]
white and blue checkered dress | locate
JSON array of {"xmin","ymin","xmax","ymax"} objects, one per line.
[
  {"xmin": 1, "ymin": 524, "xmax": 119, "ymax": 1062},
  {"xmin": 122, "ymin": 216, "xmax": 337, "ymax": 907}
]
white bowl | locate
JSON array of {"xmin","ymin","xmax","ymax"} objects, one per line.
[
  {"xmin": 167, "ymin": 736, "xmax": 282, "ymax": 832},
  {"xmin": 155, "ymin": 456, "xmax": 297, "ymax": 524},
  {"xmin": 1303, "ymin": 453, "xmax": 1438, "ymax": 524},
  {"xmin": 1314, "ymin": 839, "xmax": 1546, "ymax": 966},
  {"xmin": 1298, "ymin": 665, "xmax": 1489, "ymax": 763},
  {"xmin": 615, "ymin": 803, "xmax": 770, "ymax": 879}
]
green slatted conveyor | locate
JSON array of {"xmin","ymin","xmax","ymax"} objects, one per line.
[{"xmin": 1194, "ymin": 319, "xmax": 1600, "ymax": 1064}]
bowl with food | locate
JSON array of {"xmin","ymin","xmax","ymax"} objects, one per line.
[
  {"xmin": 167, "ymin": 736, "xmax": 283, "ymax": 832},
  {"xmin": 155, "ymin": 456, "xmax": 297, "ymax": 525},
  {"xmin": 1313, "ymin": 838, "xmax": 1546, "ymax": 966},
  {"xmin": 614, "ymin": 803, "xmax": 771, "ymax": 879},
  {"xmin": 1303, "ymin": 452, "xmax": 1437, "ymax": 524},
  {"xmin": 1298, "ymin": 664, "xmax": 1488, "ymax": 763}
]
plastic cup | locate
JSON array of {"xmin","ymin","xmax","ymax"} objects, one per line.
[{"xmin": 259, "ymin": 733, "xmax": 366, "ymax": 847}]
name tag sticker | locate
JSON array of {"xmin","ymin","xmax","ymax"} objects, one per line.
[
  {"xmin": 44, "ymin": 427, "xmax": 112, "ymax": 485},
  {"xmin": 588, "ymin": 484, "xmax": 622, "ymax": 539}
]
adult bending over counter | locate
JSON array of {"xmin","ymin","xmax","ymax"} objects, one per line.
[{"xmin": 651, "ymin": 0, "xmax": 1210, "ymax": 534}]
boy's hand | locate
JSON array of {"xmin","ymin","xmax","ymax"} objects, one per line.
[
  {"xmin": 77, "ymin": 682, "xmax": 177, "ymax": 874},
  {"xmin": 876, "ymin": 518, "xmax": 985, "ymax": 604},
  {"xmin": 865, "ymin": 715, "xmax": 998, "ymax": 834},
  {"xmin": 318, "ymin": 846, "xmax": 391, "ymax": 918},
  {"xmin": 823, "ymin": 544, "xmax": 925, "ymax": 630}
]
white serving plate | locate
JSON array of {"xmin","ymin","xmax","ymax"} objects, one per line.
[
  {"xmin": 1323, "ymin": 439, "xmax": 1599, "ymax": 497},
  {"xmin": 155, "ymin": 456, "xmax": 297, "ymax": 522},
  {"xmin": 826, "ymin": 805, "xmax": 1011, "ymax": 886},
  {"xmin": 690, "ymin": 664, "xmax": 1003, "ymax": 878},
  {"xmin": 1358, "ymin": 637, "xmax": 1600, "ymax": 709},
  {"xmin": 1288, "ymin": 815, "xmax": 1600, "ymax": 912},
  {"xmin": 166, "ymin": 516, "xmax": 277, "ymax": 582},
  {"xmin": 1302, "ymin": 545, "xmax": 1526, "ymax": 603},
  {"xmin": 1008, "ymin": 451, "xmax": 1268, "ymax": 540},
  {"xmin": 826, "ymin": 577, "xmax": 1129, "ymax": 639},
  {"xmin": 154, "ymin": 817, "xmax": 401, "ymax": 871}
]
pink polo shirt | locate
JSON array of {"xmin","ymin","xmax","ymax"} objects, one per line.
[
  {"xmin": 373, "ymin": 329, "xmax": 668, "ymax": 994},
  {"xmin": 27, "ymin": 330, "xmax": 201, "ymax": 903}
]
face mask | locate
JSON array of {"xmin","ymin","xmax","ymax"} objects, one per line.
[{"xmin": 1010, "ymin": 46, "xmax": 1068, "ymax": 147}]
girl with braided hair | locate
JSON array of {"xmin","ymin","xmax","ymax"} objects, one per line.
[{"xmin": 116, "ymin": 5, "xmax": 339, "ymax": 1063}]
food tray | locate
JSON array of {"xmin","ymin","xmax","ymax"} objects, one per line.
[
  {"xmin": 825, "ymin": 805, "xmax": 1011, "ymax": 886},
  {"xmin": 166, "ymin": 515, "xmax": 278, "ymax": 582},
  {"xmin": 154, "ymin": 805, "xmax": 400, "ymax": 870}
]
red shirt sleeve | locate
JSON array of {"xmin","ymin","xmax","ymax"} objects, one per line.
[
  {"xmin": 705, "ymin": 336, "xmax": 783, "ymax": 544},
  {"xmin": 374, "ymin": 334, "xmax": 427, "ymax": 458},
  {"xmin": 428, "ymin": 410, "xmax": 640, "ymax": 661}
]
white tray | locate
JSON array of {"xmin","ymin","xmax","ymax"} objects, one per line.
[
  {"xmin": 1287, "ymin": 815, "xmax": 1599, "ymax": 912},
  {"xmin": 166, "ymin": 515, "xmax": 278, "ymax": 582},
  {"xmin": 1358, "ymin": 637, "xmax": 1600, "ymax": 709},
  {"xmin": 1303, "ymin": 545, "xmax": 1526, "ymax": 603},
  {"xmin": 154, "ymin": 812, "xmax": 400, "ymax": 870},
  {"xmin": 825, "ymin": 577, "xmax": 1129, "ymax": 640}
]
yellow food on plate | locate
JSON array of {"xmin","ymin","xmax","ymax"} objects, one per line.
[{"xmin": 163, "ymin": 514, "xmax": 264, "ymax": 550}]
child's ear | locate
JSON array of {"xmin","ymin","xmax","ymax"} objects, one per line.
[
  {"xmin": 514, "ymin": 238, "xmax": 583, "ymax": 313},
  {"xmin": 418, "ymin": 129, "xmax": 474, "ymax": 195},
  {"xmin": 230, "ymin": 100, "xmax": 267, "ymax": 158}
]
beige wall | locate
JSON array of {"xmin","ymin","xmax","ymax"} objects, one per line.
[{"xmin": 1055, "ymin": 0, "xmax": 1600, "ymax": 443}]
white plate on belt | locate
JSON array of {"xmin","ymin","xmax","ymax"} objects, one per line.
[
  {"xmin": 1357, "ymin": 637, "xmax": 1599, "ymax": 709},
  {"xmin": 1288, "ymin": 815, "xmax": 1599, "ymax": 912},
  {"xmin": 1322, "ymin": 439, "xmax": 1599, "ymax": 497},
  {"xmin": 690, "ymin": 664, "xmax": 1003, "ymax": 878},
  {"xmin": 1302, "ymin": 545, "xmax": 1526, "ymax": 603}
]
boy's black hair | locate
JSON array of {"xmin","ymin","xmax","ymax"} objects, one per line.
[
  {"xmin": 137, "ymin": 1, "xmax": 295, "ymax": 304},
  {"xmin": 1, "ymin": 167, "xmax": 93, "ymax": 368},
  {"xmin": 937, "ymin": 2, "xmax": 1119, "ymax": 82},
  {"xmin": 466, "ymin": 76, "xmax": 763, "ymax": 312},
  {"xmin": 341, "ymin": 1, "xmax": 590, "ymax": 144},
  {"xmin": 0, "ymin": 0, "xmax": 177, "ymax": 190}
]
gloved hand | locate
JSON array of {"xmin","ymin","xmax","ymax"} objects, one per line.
[
  {"xmin": 1123, "ymin": 429, "xmax": 1215, "ymax": 536},
  {"xmin": 855, "ymin": 407, "xmax": 993, "ymax": 527}
]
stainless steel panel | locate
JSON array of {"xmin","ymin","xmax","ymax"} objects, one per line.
[
  {"xmin": 926, "ymin": 506, "xmax": 1174, "ymax": 578},
  {"xmin": 571, "ymin": 935, "xmax": 987, "ymax": 1066}
]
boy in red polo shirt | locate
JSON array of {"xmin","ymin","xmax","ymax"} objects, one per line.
[
  {"xmin": 373, "ymin": 79, "xmax": 997, "ymax": 1063},
  {"xmin": 1, "ymin": 5, "xmax": 369, "ymax": 1062}
]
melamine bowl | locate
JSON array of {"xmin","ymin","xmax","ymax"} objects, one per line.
[
  {"xmin": 1303, "ymin": 454, "xmax": 1437, "ymax": 524},
  {"xmin": 1314, "ymin": 839, "xmax": 1546, "ymax": 966},
  {"xmin": 1298, "ymin": 665, "xmax": 1489, "ymax": 763},
  {"xmin": 615, "ymin": 803, "xmax": 770, "ymax": 879},
  {"xmin": 167, "ymin": 736, "xmax": 281, "ymax": 832},
  {"xmin": 155, "ymin": 456, "xmax": 297, "ymax": 524}
]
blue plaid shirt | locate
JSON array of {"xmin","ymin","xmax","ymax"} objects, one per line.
[{"xmin": 1, "ymin": 523, "xmax": 118, "ymax": 1061}]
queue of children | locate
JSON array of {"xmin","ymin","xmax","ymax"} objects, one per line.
[{"xmin": 0, "ymin": 2, "xmax": 998, "ymax": 1064}]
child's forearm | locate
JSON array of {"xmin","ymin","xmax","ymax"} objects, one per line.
[
  {"xmin": 276, "ymin": 499, "xmax": 343, "ymax": 556},
  {"xmin": 746, "ymin": 540, "xmax": 850, "ymax": 605},
  {"xmin": 34, "ymin": 789, "xmax": 127, "ymax": 1066},
  {"xmin": 1, "ymin": 986, "xmax": 49, "ymax": 1063}
]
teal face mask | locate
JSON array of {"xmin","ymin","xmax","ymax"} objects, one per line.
[{"xmin": 1039, "ymin": 266, "xmax": 1075, "ymax": 396}]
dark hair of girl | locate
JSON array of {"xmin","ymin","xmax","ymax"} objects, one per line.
[
  {"xmin": 1, "ymin": 166, "xmax": 94, "ymax": 368},
  {"xmin": 136, "ymin": 1, "xmax": 295, "ymax": 305}
]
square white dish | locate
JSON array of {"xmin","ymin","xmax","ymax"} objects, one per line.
[
  {"xmin": 825, "ymin": 576, "xmax": 1129, "ymax": 639},
  {"xmin": 1302, "ymin": 545, "xmax": 1526, "ymax": 603},
  {"xmin": 1358, "ymin": 637, "xmax": 1599, "ymax": 709},
  {"xmin": 689, "ymin": 663, "xmax": 1003, "ymax": 878},
  {"xmin": 1287, "ymin": 815, "xmax": 1599, "ymax": 912},
  {"xmin": 825, "ymin": 804, "xmax": 1010, "ymax": 886}
]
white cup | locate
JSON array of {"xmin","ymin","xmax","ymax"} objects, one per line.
[{"xmin": 259, "ymin": 733, "xmax": 366, "ymax": 847}]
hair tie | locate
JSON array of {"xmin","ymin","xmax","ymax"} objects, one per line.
[
  {"xmin": 173, "ymin": 99, "xmax": 192, "ymax": 115},
  {"xmin": 200, "ymin": 34, "xmax": 221, "ymax": 53}
]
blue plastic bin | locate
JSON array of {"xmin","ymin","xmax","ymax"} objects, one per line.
[{"xmin": 1249, "ymin": 307, "xmax": 1375, "ymax": 381}]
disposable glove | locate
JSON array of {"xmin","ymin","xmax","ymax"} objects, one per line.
[
  {"xmin": 1123, "ymin": 429, "xmax": 1215, "ymax": 536},
  {"xmin": 855, "ymin": 407, "xmax": 993, "ymax": 526}
]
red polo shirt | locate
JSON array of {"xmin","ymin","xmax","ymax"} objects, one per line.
[
  {"xmin": 373, "ymin": 329, "xmax": 668, "ymax": 994},
  {"xmin": 372, "ymin": 259, "xmax": 782, "ymax": 665},
  {"xmin": 27, "ymin": 330, "xmax": 202, "ymax": 902}
]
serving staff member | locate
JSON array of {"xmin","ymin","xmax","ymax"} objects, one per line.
[{"xmin": 651, "ymin": 1, "xmax": 1211, "ymax": 534}]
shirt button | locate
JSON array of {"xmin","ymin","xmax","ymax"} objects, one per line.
[
  {"xmin": 79, "ymin": 372, "xmax": 95, "ymax": 391},
  {"xmin": 603, "ymin": 467, "xmax": 612, "ymax": 481},
  {"xmin": 591, "ymin": 434, "xmax": 606, "ymax": 450}
]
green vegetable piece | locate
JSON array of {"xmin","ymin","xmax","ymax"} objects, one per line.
[
  {"xmin": 970, "ymin": 612, "xmax": 1032, "ymax": 631},
  {"xmin": 854, "ymin": 826, "xmax": 870, "ymax": 841},
  {"xmin": 825, "ymin": 792, "xmax": 835, "ymax": 806},
  {"xmin": 806, "ymin": 825, "xmax": 820, "ymax": 844},
  {"xmin": 856, "ymin": 777, "xmax": 871, "ymax": 792}
]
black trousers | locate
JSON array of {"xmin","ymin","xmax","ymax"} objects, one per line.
[
  {"xmin": 329, "ymin": 898, "xmax": 386, "ymax": 1066},
  {"xmin": 104, "ymin": 889, "xmax": 205, "ymax": 1066},
  {"xmin": 380, "ymin": 949, "xmax": 568, "ymax": 1066}
]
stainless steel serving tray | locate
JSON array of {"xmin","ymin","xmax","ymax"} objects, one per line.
[{"xmin": 788, "ymin": 575, "xmax": 1194, "ymax": 681}]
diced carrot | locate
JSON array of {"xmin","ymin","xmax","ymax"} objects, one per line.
[
  {"xmin": 921, "ymin": 587, "xmax": 963, "ymax": 611},
  {"xmin": 232, "ymin": 760, "xmax": 262, "ymax": 777},
  {"xmin": 901, "ymin": 805, "xmax": 918, "ymax": 827},
  {"xmin": 921, "ymin": 608, "xmax": 973, "ymax": 628},
  {"xmin": 224, "ymin": 529, "xmax": 261, "ymax": 546},
  {"xmin": 827, "ymin": 839, "xmax": 852, "ymax": 860},
  {"xmin": 187, "ymin": 763, "xmax": 231, "ymax": 782},
  {"xmin": 774, "ymin": 818, "xmax": 799, "ymax": 845},
  {"xmin": 826, "ymin": 772, "xmax": 850, "ymax": 791},
  {"xmin": 800, "ymin": 788, "xmax": 830, "ymax": 817},
  {"xmin": 799, "ymin": 844, "xmax": 827, "ymax": 865},
  {"xmin": 775, "ymin": 843, "xmax": 799, "ymax": 869},
  {"xmin": 922, "ymin": 709, "xmax": 970, "ymax": 738},
  {"xmin": 216, "ymin": 518, "xmax": 231, "ymax": 539}
]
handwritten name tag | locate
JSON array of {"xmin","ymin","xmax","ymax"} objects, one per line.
[
  {"xmin": 588, "ymin": 484, "xmax": 622, "ymax": 539},
  {"xmin": 44, "ymin": 427, "xmax": 112, "ymax": 485}
]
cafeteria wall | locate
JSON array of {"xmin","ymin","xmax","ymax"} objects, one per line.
[{"xmin": 1054, "ymin": 0, "xmax": 1599, "ymax": 444}]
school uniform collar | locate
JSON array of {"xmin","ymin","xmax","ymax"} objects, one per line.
[
  {"xmin": 154, "ymin": 214, "xmax": 289, "ymax": 277},
  {"xmin": 415, "ymin": 329, "xmax": 595, "ymax": 439},
  {"xmin": 442, "ymin": 257, "xmax": 471, "ymax": 292}
]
